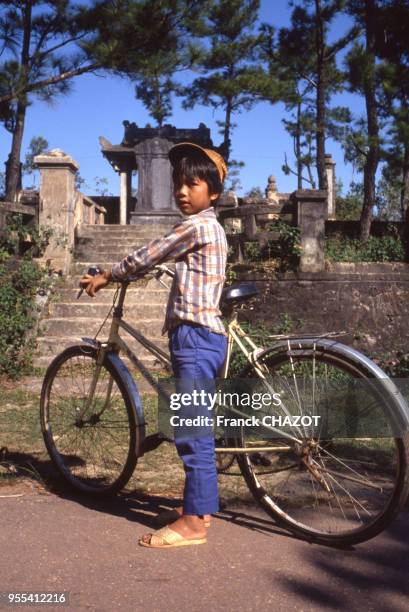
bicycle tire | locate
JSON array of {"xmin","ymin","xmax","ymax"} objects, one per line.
[
  {"xmin": 40, "ymin": 344, "xmax": 140, "ymax": 495},
  {"xmin": 234, "ymin": 338, "xmax": 409, "ymax": 546}
]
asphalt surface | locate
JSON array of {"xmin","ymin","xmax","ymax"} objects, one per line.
[{"xmin": 1, "ymin": 483, "xmax": 409, "ymax": 612}]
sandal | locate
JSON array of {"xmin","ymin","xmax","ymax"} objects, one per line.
[{"xmin": 139, "ymin": 525, "xmax": 207, "ymax": 548}]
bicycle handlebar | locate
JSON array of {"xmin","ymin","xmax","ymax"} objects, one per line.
[{"xmin": 78, "ymin": 264, "xmax": 175, "ymax": 299}]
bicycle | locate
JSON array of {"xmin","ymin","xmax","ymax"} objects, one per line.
[{"xmin": 40, "ymin": 264, "xmax": 409, "ymax": 546}]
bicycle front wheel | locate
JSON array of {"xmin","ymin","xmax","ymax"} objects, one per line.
[
  {"xmin": 235, "ymin": 339, "xmax": 409, "ymax": 545},
  {"xmin": 40, "ymin": 345, "xmax": 139, "ymax": 495}
]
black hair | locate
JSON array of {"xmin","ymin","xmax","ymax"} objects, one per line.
[{"xmin": 172, "ymin": 155, "xmax": 223, "ymax": 204}]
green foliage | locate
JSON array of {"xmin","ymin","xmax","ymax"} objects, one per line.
[
  {"xmin": 0, "ymin": 214, "xmax": 53, "ymax": 257},
  {"xmin": 270, "ymin": 2, "xmax": 357, "ymax": 189},
  {"xmin": 93, "ymin": 176, "xmax": 111, "ymax": 197},
  {"xmin": 180, "ymin": 0, "xmax": 266, "ymax": 163},
  {"xmin": 225, "ymin": 264, "xmax": 238, "ymax": 286},
  {"xmin": 379, "ymin": 354, "xmax": 409, "ymax": 379},
  {"xmin": 22, "ymin": 136, "xmax": 49, "ymax": 187},
  {"xmin": 0, "ymin": 214, "xmax": 53, "ymax": 377},
  {"xmin": 325, "ymin": 231, "xmax": 405, "ymax": 263},
  {"xmin": 240, "ymin": 220, "xmax": 301, "ymax": 271},
  {"xmin": 264, "ymin": 220, "xmax": 301, "ymax": 270},
  {"xmin": 133, "ymin": 48, "xmax": 182, "ymax": 126},
  {"xmin": 335, "ymin": 181, "xmax": 363, "ymax": 220},
  {"xmin": 244, "ymin": 186, "xmax": 264, "ymax": 198},
  {"xmin": 243, "ymin": 241, "xmax": 261, "ymax": 261},
  {"xmin": 227, "ymin": 314, "xmax": 301, "ymax": 376},
  {"xmin": 0, "ymin": 256, "xmax": 46, "ymax": 378}
]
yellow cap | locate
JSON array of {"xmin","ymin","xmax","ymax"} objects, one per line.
[{"xmin": 168, "ymin": 142, "xmax": 228, "ymax": 183}]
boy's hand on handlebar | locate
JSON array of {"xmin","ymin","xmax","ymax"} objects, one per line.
[{"xmin": 80, "ymin": 270, "xmax": 112, "ymax": 297}]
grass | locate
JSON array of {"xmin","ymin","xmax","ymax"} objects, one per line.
[
  {"xmin": 2, "ymin": 371, "xmax": 396, "ymax": 510},
  {"xmin": 0, "ymin": 380, "xmax": 255, "ymax": 507}
]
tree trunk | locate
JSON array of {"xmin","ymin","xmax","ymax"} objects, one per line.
[
  {"xmin": 222, "ymin": 98, "xmax": 233, "ymax": 162},
  {"xmin": 403, "ymin": 143, "xmax": 409, "ymax": 261},
  {"xmin": 359, "ymin": 0, "xmax": 379, "ymax": 242},
  {"xmin": 296, "ymin": 101, "xmax": 303, "ymax": 189},
  {"xmin": 315, "ymin": 0, "xmax": 328, "ymax": 191},
  {"xmin": 400, "ymin": 142, "xmax": 409, "ymax": 220},
  {"xmin": 5, "ymin": 1, "xmax": 32, "ymax": 203},
  {"xmin": 5, "ymin": 100, "xmax": 26, "ymax": 202}
]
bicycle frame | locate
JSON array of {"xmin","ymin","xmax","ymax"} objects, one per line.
[
  {"xmin": 82, "ymin": 270, "xmax": 370, "ymax": 455},
  {"xmin": 80, "ymin": 274, "xmax": 304, "ymax": 454}
]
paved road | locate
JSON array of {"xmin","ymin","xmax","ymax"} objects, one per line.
[{"xmin": 1, "ymin": 484, "xmax": 409, "ymax": 612}]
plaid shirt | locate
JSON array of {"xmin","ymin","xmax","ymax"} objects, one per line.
[{"xmin": 110, "ymin": 207, "xmax": 228, "ymax": 336}]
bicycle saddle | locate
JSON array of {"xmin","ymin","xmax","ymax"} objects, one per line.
[{"xmin": 221, "ymin": 282, "xmax": 259, "ymax": 304}]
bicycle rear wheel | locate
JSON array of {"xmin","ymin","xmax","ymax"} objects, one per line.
[
  {"xmin": 40, "ymin": 345, "xmax": 139, "ymax": 495},
  {"xmin": 235, "ymin": 339, "xmax": 409, "ymax": 545}
]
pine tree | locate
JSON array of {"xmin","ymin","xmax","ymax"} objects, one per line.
[
  {"xmin": 0, "ymin": 0, "xmax": 203, "ymax": 202},
  {"xmin": 276, "ymin": 1, "xmax": 359, "ymax": 191},
  {"xmin": 0, "ymin": 0, "xmax": 97, "ymax": 201},
  {"xmin": 22, "ymin": 135, "xmax": 48, "ymax": 188},
  {"xmin": 345, "ymin": 0, "xmax": 381, "ymax": 241},
  {"xmin": 134, "ymin": 56, "xmax": 177, "ymax": 127},
  {"xmin": 375, "ymin": 0, "xmax": 409, "ymax": 220},
  {"xmin": 259, "ymin": 18, "xmax": 317, "ymax": 188},
  {"xmin": 180, "ymin": 0, "xmax": 267, "ymax": 165}
]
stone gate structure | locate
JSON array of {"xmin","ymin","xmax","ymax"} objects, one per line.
[{"xmin": 99, "ymin": 121, "xmax": 218, "ymax": 225}]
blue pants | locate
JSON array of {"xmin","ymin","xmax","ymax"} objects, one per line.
[{"xmin": 169, "ymin": 323, "xmax": 227, "ymax": 515}]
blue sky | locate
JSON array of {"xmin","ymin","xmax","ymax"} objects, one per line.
[{"xmin": 1, "ymin": 0, "xmax": 364, "ymax": 198}]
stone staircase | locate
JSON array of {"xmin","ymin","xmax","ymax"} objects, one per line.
[{"xmin": 35, "ymin": 223, "xmax": 176, "ymax": 370}]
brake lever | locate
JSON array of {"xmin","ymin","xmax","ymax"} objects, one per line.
[
  {"xmin": 77, "ymin": 266, "xmax": 102, "ymax": 299},
  {"xmin": 152, "ymin": 265, "xmax": 172, "ymax": 289}
]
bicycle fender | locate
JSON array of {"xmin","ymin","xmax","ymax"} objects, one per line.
[
  {"xmin": 105, "ymin": 351, "xmax": 146, "ymax": 437},
  {"xmin": 257, "ymin": 338, "xmax": 409, "ymax": 434}
]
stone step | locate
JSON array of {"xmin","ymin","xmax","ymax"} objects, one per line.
[
  {"xmin": 55, "ymin": 287, "xmax": 168, "ymax": 301},
  {"xmin": 69, "ymin": 266, "xmax": 174, "ymax": 291},
  {"xmin": 35, "ymin": 335, "xmax": 168, "ymax": 358},
  {"xmin": 76, "ymin": 241, "xmax": 148, "ymax": 250},
  {"xmin": 72, "ymin": 261, "xmax": 126, "ymax": 271},
  {"xmin": 70, "ymin": 263, "xmax": 175, "ymax": 283},
  {"xmin": 78, "ymin": 222, "xmax": 173, "ymax": 228},
  {"xmin": 38, "ymin": 317, "xmax": 163, "ymax": 337},
  {"xmin": 67, "ymin": 277, "xmax": 173, "ymax": 293},
  {"xmin": 35, "ymin": 218, "xmax": 175, "ymax": 370},
  {"xmin": 48, "ymin": 302, "xmax": 167, "ymax": 318},
  {"xmin": 75, "ymin": 250, "xmax": 147, "ymax": 261},
  {"xmin": 34, "ymin": 356, "xmax": 165, "ymax": 372},
  {"xmin": 34, "ymin": 335, "xmax": 169, "ymax": 371},
  {"xmin": 77, "ymin": 227, "xmax": 173, "ymax": 238}
]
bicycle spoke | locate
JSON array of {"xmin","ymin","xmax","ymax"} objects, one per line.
[
  {"xmin": 41, "ymin": 348, "xmax": 136, "ymax": 493},
  {"xmin": 236, "ymin": 342, "xmax": 408, "ymax": 543}
]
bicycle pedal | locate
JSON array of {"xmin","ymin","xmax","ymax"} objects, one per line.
[
  {"xmin": 138, "ymin": 433, "xmax": 169, "ymax": 456},
  {"xmin": 249, "ymin": 452, "xmax": 272, "ymax": 467}
]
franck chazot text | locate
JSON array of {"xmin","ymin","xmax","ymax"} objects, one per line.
[{"xmin": 170, "ymin": 414, "xmax": 321, "ymax": 428}]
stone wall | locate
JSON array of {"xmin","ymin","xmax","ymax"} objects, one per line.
[{"xmin": 236, "ymin": 262, "xmax": 409, "ymax": 358}]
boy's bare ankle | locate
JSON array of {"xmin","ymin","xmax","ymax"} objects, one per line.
[{"xmin": 176, "ymin": 506, "xmax": 211, "ymax": 522}]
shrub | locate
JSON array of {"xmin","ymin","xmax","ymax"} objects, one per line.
[
  {"xmin": 0, "ymin": 213, "xmax": 53, "ymax": 257},
  {"xmin": 325, "ymin": 232, "xmax": 405, "ymax": 262},
  {"xmin": 0, "ymin": 256, "xmax": 47, "ymax": 378},
  {"xmin": 0, "ymin": 214, "xmax": 51, "ymax": 378},
  {"xmin": 239, "ymin": 220, "xmax": 301, "ymax": 271}
]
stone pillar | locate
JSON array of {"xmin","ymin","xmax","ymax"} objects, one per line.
[
  {"xmin": 34, "ymin": 149, "xmax": 79, "ymax": 273},
  {"xmin": 325, "ymin": 154, "xmax": 336, "ymax": 219},
  {"xmin": 265, "ymin": 175, "xmax": 279, "ymax": 204},
  {"xmin": 293, "ymin": 189, "xmax": 327, "ymax": 273},
  {"xmin": 131, "ymin": 137, "xmax": 181, "ymax": 225},
  {"xmin": 119, "ymin": 170, "xmax": 128, "ymax": 225},
  {"xmin": 134, "ymin": 137, "xmax": 175, "ymax": 211}
]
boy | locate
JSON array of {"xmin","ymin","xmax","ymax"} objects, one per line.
[{"xmin": 80, "ymin": 142, "xmax": 228, "ymax": 548}]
